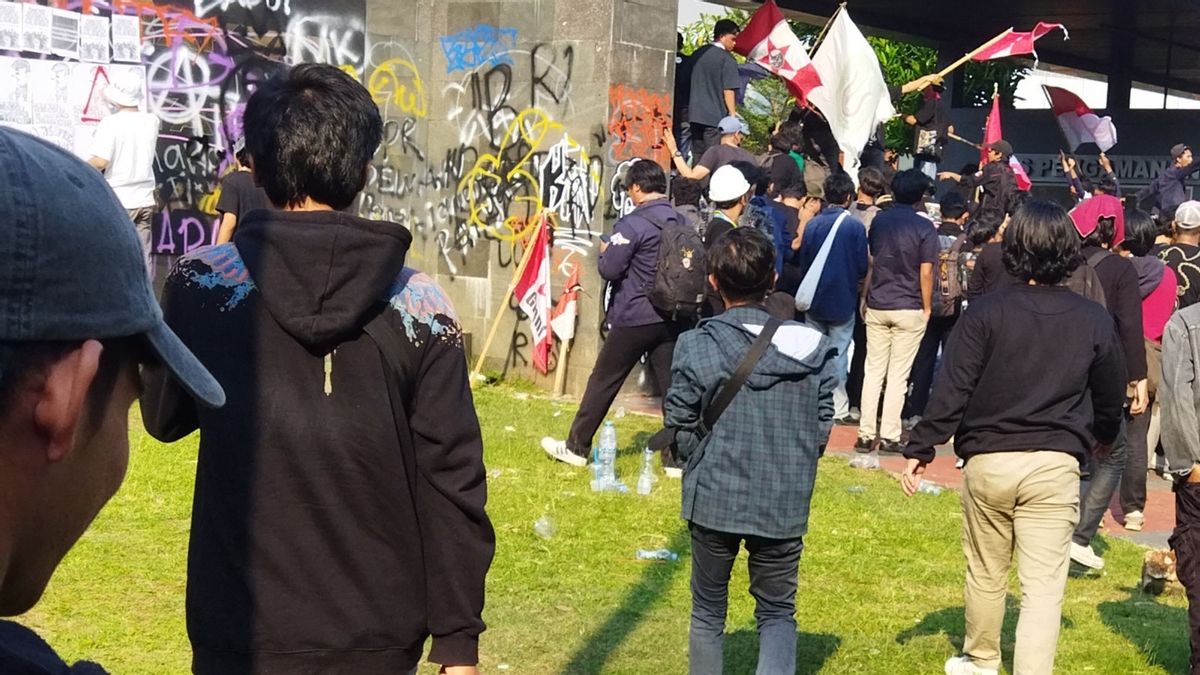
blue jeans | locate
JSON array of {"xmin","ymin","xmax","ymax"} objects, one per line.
[
  {"xmin": 1074, "ymin": 416, "xmax": 1128, "ymax": 546},
  {"xmin": 804, "ymin": 316, "xmax": 855, "ymax": 418},
  {"xmin": 688, "ymin": 523, "xmax": 804, "ymax": 675}
]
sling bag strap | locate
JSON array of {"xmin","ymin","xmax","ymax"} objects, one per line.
[{"xmin": 648, "ymin": 316, "xmax": 783, "ymax": 450}]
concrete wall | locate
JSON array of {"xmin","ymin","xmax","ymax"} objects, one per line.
[
  {"xmin": 360, "ymin": 0, "xmax": 678, "ymax": 395},
  {"xmin": 34, "ymin": 0, "xmax": 680, "ymax": 397}
]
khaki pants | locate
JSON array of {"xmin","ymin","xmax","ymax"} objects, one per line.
[
  {"xmin": 961, "ymin": 451, "xmax": 1080, "ymax": 675},
  {"xmin": 858, "ymin": 308, "xmax": 925, "ymax": 442}
]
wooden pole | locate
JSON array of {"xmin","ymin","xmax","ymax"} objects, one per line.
[
  {"xmin": 947, "ymin": 131, "xmax": 981, "ymax": 149},
  {"xmin": 807, "ymin": 2, "xmax": 845, "ymax": 59},
  {"xmin": 936, "ymin": 28, "xmax": 1014, "ymax": 79},
  {"xmin": 469, "ymin": 217, "xmax": 546, "ymax": 384},
  {"xmin": 553, "ymin": 338, "xmax": 572, "ymax": 397}
]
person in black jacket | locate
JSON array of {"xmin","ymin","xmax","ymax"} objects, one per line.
[
  {"xmin": 903, "ymin": 200, "xmax": 1126, "ymax": 675},
  {"xmin": 939, "ymin": 140, "xmax": 1018, "ymax": 220},
  {"xmin": 1067, "ymin": 203, "xmax": 1149, "ymax": 571},
  {"xmin": 141, "ymin": 64, "xmax": 494, "ymax": 675}
]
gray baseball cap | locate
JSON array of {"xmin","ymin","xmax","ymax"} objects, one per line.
[{"xmin": 0, "ymin": 127, "xmax": 224, "ymax": 408}]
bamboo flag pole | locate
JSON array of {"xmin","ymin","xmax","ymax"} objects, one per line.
[
  {"xmin": 470, "ymin": 216, "xmax": 547, "ymax": 385},
  {"xmin": 936, "ymin": 28, "xmax": 1014, "ymax": 79},
  {"xmin": 553, "ymin": 337, "xmax": 572, "ymax": 396},
  {"xmin": 807, "ymin": 2, "xmax": 845, "ymax": 58},
  {"xmin": 947, "ymin": 131, "xmax": 981, "ymax": 150}
]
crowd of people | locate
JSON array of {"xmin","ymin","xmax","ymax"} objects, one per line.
[
  {"xmin": 5, "ymin": 14, "xmax": 1200, "ymax": 675},
  {"xmin": 536, "ymin": 19, "xmax": 1200, "ymax": 675}
]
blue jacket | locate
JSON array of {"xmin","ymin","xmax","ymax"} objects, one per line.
[
  {"xmin": 599, "ymin": 198, "xmax": 677, "ymax": 328},
  {"xmin": 1136, "ymin": 158, "xmax": 1200, "ymax": 215},
  {"xmin": 665, "ymin": 305, "xmax": 838, "ymax": 539},
  {"xmin": 792, "ymin": 206, "xmax": 869, "ymax": 324}
]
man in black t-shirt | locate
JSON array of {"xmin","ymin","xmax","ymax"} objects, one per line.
[
  {"xmin": 215, "ymin": 139, "xmax": 270, "ymax": 244},
  {"xmin": 1161, "ymin": 200, "xmax": 1200, "ymax": 309}
]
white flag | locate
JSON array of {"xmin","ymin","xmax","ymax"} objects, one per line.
[{"xmin": 806, "ymin": 10, "xmax": 895, "ymax": 174}]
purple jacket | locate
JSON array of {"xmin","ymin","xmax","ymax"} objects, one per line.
[{"xmin": 599, "ymin": 198, "xmax": 678, "ymax": 328}]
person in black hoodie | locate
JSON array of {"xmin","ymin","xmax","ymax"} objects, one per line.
[
  {"xmin": 1066, "ymin": 201, "xmax": 1149, "ymax": 571},
  {"xmin": 903, "ymin": 200, "xmax": 1126, "ymax": 675},
  {"xmin": 141, "ymin": 64, "xmax": 494, "ymax": 675}
]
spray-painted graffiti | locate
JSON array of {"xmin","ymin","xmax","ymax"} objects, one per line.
[
  {"xmin": 609, "ymin": 158, "xmax": 637, "ymax": 219},
  {"xmin": 607, "ymin": 83, "xmax": 671, "ymax": 167},
  {"xmin": 439, "ymin": 25, "xmax": 517, "ymax": 75}
]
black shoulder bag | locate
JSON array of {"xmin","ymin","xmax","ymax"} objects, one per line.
[{"xmin": 648, "ymin": 317, "xmax": 783, "ymax": 450}]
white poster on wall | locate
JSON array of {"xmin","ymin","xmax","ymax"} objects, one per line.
[
  {"xmin": 111, "ymin": 14, "xmax": 141, "ymax": 64},
  {"xmin": 50, "ymin": 8, "xmax": 80, "ymax": 59},
  {"xmin": 20, "ymin": 4, "xmax": 51, "ymax": 55},
  {"xmin": 79, "ymin": 15, "xmax": 110, "ymax": 63},
  {"xmin": 0, "ymin": 2, "xmax": 21, "ymax": 50},
  {"xmin": 0, "ymin": 56, "xmax": 148, "ymax": 159}
]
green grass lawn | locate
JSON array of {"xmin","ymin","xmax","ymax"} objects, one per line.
[{"xmin": 21, "ymin": 384, "xmax": 1191, "ymax": 674}]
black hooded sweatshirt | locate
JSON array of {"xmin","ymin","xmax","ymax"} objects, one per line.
[{"xmin": 141, "ymin": 210, "xmax": 494, "ymax": 674}]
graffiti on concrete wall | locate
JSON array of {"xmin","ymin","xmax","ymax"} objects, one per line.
[{"xmin": 607, "ymin": 83, "xmax": 670, "ymax": 168}]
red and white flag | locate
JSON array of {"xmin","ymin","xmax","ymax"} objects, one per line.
[
  {"xmin": 550, "ymin": 264, "xmax": 581, "ymax": 342},
  {"xmin": 972, "ymin": 23, "xmax": 1068, "ymax": 63},
  {"xmin": 733, "ymin": 0, "xmax": 822, "ymax": 102},
  {"xmin": 982, "ymin": 95, "xmax": 1033, "ymax": 192},
  {"xmin": 1043, "ymin": 85, "xmax": 1117, "ymax": 152},
  {"xmin": 514, "ymin": 219, "xmax": 552, "ymax": 374}
]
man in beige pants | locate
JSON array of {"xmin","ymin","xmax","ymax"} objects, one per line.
[
  {"xmin": 902, "ymin": 200, "xmax": 1126, "ymax": 675},
  {"xmin": 856, "ymin": 170, "xmax": 937, "ymax": 453}
]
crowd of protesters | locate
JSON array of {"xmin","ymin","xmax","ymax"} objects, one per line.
[
  {"xmin": 539, "ymin": 18, "xmax": 1200, "ymax": 675},
  {"xmin": 7, "ymin": 14, "xmax": 1200, "ymax": 675}
]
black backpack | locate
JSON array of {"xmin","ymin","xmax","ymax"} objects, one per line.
[
  {"xmin": 1065, "ymin": 248, "xmax": 1109, "ymax": 309},
  {"xmin": 644, "ymin": 209, "xmax": 707, "ymax": 319}
]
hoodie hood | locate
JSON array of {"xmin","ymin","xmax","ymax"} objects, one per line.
[
  {"xmin": 234, "ymin": 210, "xmax": 412, "ymax": 348},
  {"xmin": 707, "ymin": 306, "xmax": 837, "ymax": 387},
  {"xmin": 1129, "ymin": 254, "xmax": 1166, "ymax": 299}
]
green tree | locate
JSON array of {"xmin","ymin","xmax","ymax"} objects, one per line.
[{"xmin": 677, "ymin": 9, "xmax": 1028, "ymax": 157}]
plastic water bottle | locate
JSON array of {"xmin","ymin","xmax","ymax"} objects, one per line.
[
  {"xmin": 636, "ymin": 447, "xmax": 655, "ymax": 496},
  {"xmin": 598, "ymin": 421, "xmax": 618, "ymax": 485}
]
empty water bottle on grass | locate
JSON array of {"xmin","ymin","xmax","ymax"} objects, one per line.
[
  {"xmin": 636, "ymin": 447, "xmax": 655, "ymax": 495},
  {"xmin": 636, "ymin": 549, "xmax": 679, "ymax": 561},
  {"xmin": 598, "ymin": 421, "xmax": 618, "ymax": 484},
  {"xmin": 917, "ymin": 480, "xmax": 944, "ymax": 496}
]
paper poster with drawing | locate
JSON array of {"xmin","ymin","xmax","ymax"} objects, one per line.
[
  {"xmin": 111, "ymin": 14, "xmax": 141, "ymax": 64},
  {"xmin": 20, "ymin": 3, "xmax": 51, "ymax": 55},
  {"xmin": 0, "ymin": 2, "xmax": 21, "ymax": 51},
  {"xmin": 79, "ymin": 15, "xmax": 110, "ymax": 63},
  {"xmin": 0, "ymin": 57, "xmax": 32, "ymax": 126}
]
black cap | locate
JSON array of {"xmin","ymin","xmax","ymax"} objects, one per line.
[
  {"xmin": 0, "ymin": 128, "xmax": 225, "ymax": 408},
  {"xmin": 988, "ymin": 140, "xmax": 1013, "ymax": 158}
]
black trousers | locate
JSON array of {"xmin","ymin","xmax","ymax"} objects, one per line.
[
  {"xmin": 567, "ymin": 321, "xmax": 682, "ymax": 457},
  {"xmin": 1120, "ymin": 401, "xmax": 1153, "ymax": 514},
  {"xmin": 903, "ymin": 314, "xmax": 958, "ymax": 419},
  {"xmin": 1171, "ymin": 481, "xmax": 1200, "ymax": 674},
  {"xmin": 847, "ymin": 311, "xmax": 866, "ymax": 409},
  {"xmin": 689, "ymin": 123, "xmax": 720, "ymax": 161}
]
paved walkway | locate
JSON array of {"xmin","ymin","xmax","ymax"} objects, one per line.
[{"xmin": 614, "ymin": 392, "xmax": 1175, "ymax": 549}]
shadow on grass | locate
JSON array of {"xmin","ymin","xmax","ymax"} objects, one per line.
[
  {"xmin": 562, "ymin": 526, "xmax": 691, "ymax": 674},
  {"xmin": 1098, "ymin": 588, "xmax": 1190, "ymax": 673},
  {"xmin": 896, "ymin": 597, "xmax": 1075, "ymax": 668},
  {"xmin": 724, "ymin": 629, "xmax": 841, "ymax": 674}
]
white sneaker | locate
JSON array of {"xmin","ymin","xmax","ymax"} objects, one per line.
[
  {"xmin": 944, "ymin": 655, "xmax": 998, "ymax": 675},
  {"xmin": 1125, "ymin": 510, "xmax": 1144, "ymax": 531},
  {"xmin": 1070, "ymin": 542, "xmax": 1105, "ymax": 570},
  {"xmin": 663, "ymin": 467, "xmax": 682, "ymax": 479},
  {"xmin": 541, "ymin": 437, "xmax": 587, "ymax": 467}
]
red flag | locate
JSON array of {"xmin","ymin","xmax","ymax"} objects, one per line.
[
  {"xmin": 972, "ymin": 23, "xmax": 1068, "ymax": 62},
  {"xmin": 982, "ymin": 95, "xmax": 1032, "ymax": 192},
  {"xmin": 550, "ymin": 264, "xmax": 581, "ymax": 342},
  {"xmin": 733, "ymin": 0, "xmax": 822, "ymax": 102},
  {"xmin": 1042, "ymin": 85, "xmax": 1117, "ymax": 152},
  {"xmin": 514, "ymin": 219, "xmax": 552, "ymax": 374}
]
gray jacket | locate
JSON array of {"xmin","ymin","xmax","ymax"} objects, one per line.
[{"xmin": 1163, "ymin": 303, "xmax": 1200, "ymax": 474}]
